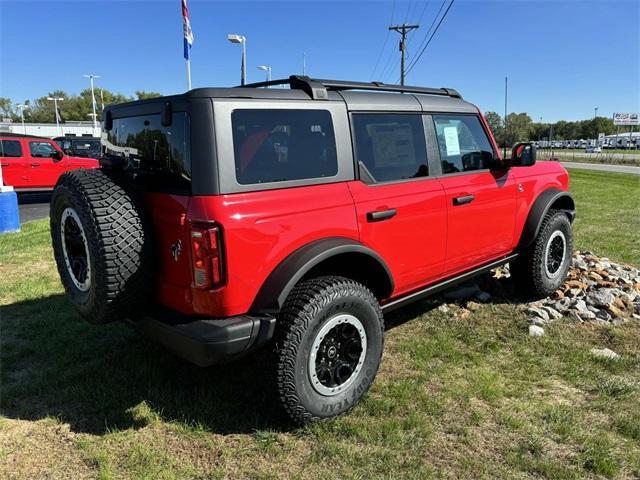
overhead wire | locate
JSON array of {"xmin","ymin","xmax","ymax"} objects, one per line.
[
  {"xmin": 370, "ymin": 0, "xmax": 397, "ymax": 80},
  {"xmin": 403, "ymin": 0, "xmax": 455, "ymax": 78}
]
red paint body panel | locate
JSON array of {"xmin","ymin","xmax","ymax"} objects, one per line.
[
  {"xmin": 147, "ymin": 161, "xmax": 571, "ymax": 319},
  {"xmin": 348, "ymin": 178, "xmax": 447, "ymax": 296},
  {"xmin": 0, "ymin": 137, "xmax": 98, "ymax": 190},
  {"xmin": 150, "ymin": 183, "xmax": 359, "ymax": 317},
  {"xmin": 437, "ymin": 170, "xmax": 518, "ymax": 274},
  {"xmin": 511, "ymin": 161, "xmax": 570, "ymax": 245}
]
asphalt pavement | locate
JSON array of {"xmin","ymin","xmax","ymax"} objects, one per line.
[
  {"xmin": 18, "ymin": 192, "xmax": 52, "ymax": 223},
  {"xmin": 561, "ymin": 162, "xmax": 640, "ymax": 175}
]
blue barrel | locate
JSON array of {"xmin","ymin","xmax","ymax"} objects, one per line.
[{"xmin": 0, "ymin": 190, "xmax": 20, "ymax": 233}]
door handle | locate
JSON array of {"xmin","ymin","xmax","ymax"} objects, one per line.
[
  {"xmin": 30, "ymin": 163, "xmax": 40, "ymax": 167},
  {"xmin": 367, "ymin": 208, "xmax": 397, "ymax": 222},
  {"xmin": 0, "ymin": 163, "xmax": 8, "ymax": 167},
  {"xmin": 452, "ymin": 194, "xmax": 475, "ymax": 206}
]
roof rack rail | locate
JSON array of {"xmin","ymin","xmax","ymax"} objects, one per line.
[{"xmin": 237, "ymin": 75, "xmax": 462, "ymax": 100}]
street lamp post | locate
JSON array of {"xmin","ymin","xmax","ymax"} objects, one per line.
[
  {"xmin": 16, "ymin": 104, "xmax": 28, "ymax": 134},
  {"xmin": 256, "ymin": 65, "xmax": 272, "ymax": 84},
  {"xmin": 227, "ymin": 34, "xmax": 246, "ymax": 85},
  {"xmin": 47, "ymin": 97, "xmax": 64, "ymax": 136},
  {"xmin": 83, "ymin": 74, "xmax": 101, "ymax": 133}
]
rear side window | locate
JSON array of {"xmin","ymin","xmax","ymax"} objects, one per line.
[
  {"xmin": 105, "ymin": 112, "xmax": 191, "ymax": 192},
  {"xmin": 29, "ymin": 141, "xmax": 57, "ymax": 158},
  {"xmin": 352, "ymin": 114, "xmax": 428, "ymax": 182},
  {"xmin": 231, "ymin": 109, "xmax": 338, "ymax": 185},
  {"xmin": 0, "ymin": 140, "xmax": 22, "ymax": 157},
  {"xmin": 433, "ymin": 115, "xmax": 495, "ymax": 174}
]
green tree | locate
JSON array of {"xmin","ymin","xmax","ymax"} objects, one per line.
[
  {"xmin": 504, "ymin": 113, "xmax": 533, "ymax": 147},
  {"xmin": 135, "ymin": 91, "xmax": 162, "ymax": 100},
  {"xmin": 484, "ymin": 111, "xmax": 504, "ymax": 145},
  {"xmin": 0, "ymin": 97, "xmax": 15, "ymax": 120}
]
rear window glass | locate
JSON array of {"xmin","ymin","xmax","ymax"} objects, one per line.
[
  {"xmin": 352, "ymin": 113, "xmax": 428, "ymax": 182},
  {"xmin": 0, "ymin": 140, "xmax": 22, "ymax": 157},
  {"xmin": 104, "ymin": 112, "xmax": 191, "ymax": 192},
  {"xmin": 231, "ymin": 109, "xmax": 338, "ymax": 185}
]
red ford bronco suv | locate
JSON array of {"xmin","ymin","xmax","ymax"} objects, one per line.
[
  {"xmin": 50, "ymin": 76, "xmax": 575, "ymax": 424},
  {"xmin": 0, "ymin": 133, "xmax": 98, "ymax": 191}
]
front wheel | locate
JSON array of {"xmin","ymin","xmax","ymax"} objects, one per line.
[
  {"xmin": 511, "ymin": 209, "xmax": 573, "ymax": 298},
  {"xmin": 273, "ymin": 276, "xmax": 384, "ymax": 425}
]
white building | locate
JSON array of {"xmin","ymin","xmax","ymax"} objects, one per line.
[{"xmin": 0, "ymin": 120, "xmax": 101, "ymax": 138}]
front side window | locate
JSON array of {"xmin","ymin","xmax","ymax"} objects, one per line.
[
  {"xmin": 105, "ymin": 112, "xmax": 191, "ymax": 192},
  {"xmin": 0, "ymin": 140, "xmax": 23, "ymax": 157},
  {"xmin": 433, "ymin": 115, "xmax": 495, "ymax": 174},
  {"xmin": 231, "ymin": 109, "xmax": 338, "ymax": 185},
  {"xmin": 29, "ymin": 141, "xmax": 57, "ymax": 158},
  {"xmin": 352, "ymin": 114, "xmax": 428, "ymax": 182}
]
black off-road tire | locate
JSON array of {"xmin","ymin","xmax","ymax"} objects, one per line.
[
  {"xmin": 511, "ymin": 209, "xmax": 573, "ymax": 298},
  {"xmin": 50, "ymin": 169, "xmax": 153, "ymax": 324},
  {"xmin": 273, "ymin": 276, "xmax": 384, "ymax": 425}
]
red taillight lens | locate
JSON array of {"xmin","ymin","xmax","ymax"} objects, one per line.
[{"xmin": 190, "ymin": 224, "xmax": 225, "ymax": 289}]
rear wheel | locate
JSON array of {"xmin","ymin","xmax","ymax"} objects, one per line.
[
  {"xmin": 273, "ymin": 276, "xmax": 384, "ymax": 424},
  {"xmin": 511, "ymin": 209, "xmax": 573, "ymax": 298}
]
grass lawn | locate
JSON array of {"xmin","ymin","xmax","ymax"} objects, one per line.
[
  {"xmin": 569, "ymin": 169, "xmax": 640, "ymax": 265},
  {"xmin": 1, "ymin": 170, "xmax": 639, "ymax": 479}
]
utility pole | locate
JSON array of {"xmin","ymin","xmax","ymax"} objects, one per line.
[{"xmin": 389, "ymin": 24, "xmax": 419, "ymax": 85}]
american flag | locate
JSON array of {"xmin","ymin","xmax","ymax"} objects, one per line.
[{"xmin": 182, "ymin": 0, "xmax": 194, "ymax": 60}]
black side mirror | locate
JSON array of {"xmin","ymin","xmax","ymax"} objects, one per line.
[
  {"xmin": 509, "ymin": 142, "xmax": 536, "ymax": 167},
  {"xmin": 50, "ymin": 150, "xmax": 64, "ymax": 161}
]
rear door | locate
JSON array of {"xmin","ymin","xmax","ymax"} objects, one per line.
[
  {"xmin": 432, "ymin": 114, "xmax": 517, "ymax": 274},
  {"xmin": 26, "ymin": 140, "xmax": 63, "ymax": 188},
  {"xmin": 348, "ymin": 112, "xmax": 447, "ymax": 296},
  {"xmin": 0, "ymin": 139, "xmax": 29, "ymax": 188}
]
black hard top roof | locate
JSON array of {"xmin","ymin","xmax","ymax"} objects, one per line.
[{"xmin": 105, "ymin": 76, "xmax": 477, "ymax": 114}]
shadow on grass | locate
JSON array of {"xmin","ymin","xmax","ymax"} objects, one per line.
[
  {"xmin": 1, "ymin": 294, "xmax": 286, "ymax": 436},
  {"xmin": 0, "ymin": 274, "xmax": 518, "ymax": 436}
]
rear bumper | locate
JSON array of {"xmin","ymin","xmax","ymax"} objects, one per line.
[{"xmin": 128, "ymin": 313, "xmax": 276, "ymax": 367}]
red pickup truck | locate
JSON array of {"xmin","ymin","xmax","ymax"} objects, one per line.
[{"xmin": 0, "ymin": 133, "xmax": 98, "ymax": 191}]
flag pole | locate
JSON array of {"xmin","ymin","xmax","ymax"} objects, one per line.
[
  {"xmin": 186, "ymin": 58, "xmax": 192, "ymax": 90},
  {"xmin": 182, "ymin": 0, "xmax": 194, "ymax": 91}
]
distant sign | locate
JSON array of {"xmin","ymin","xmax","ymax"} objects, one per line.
[{"xmin": 613, "ymin": 112, "xmax": 639, "ymax": 126}]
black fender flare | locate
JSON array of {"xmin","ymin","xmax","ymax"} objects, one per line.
[
  {"xmin": 518, "ymin": 188, "xmax": 575, "ymax": 250},
  {"xmin": 251, "ymin": 237, "xmax": 394, "ymax": 314}
]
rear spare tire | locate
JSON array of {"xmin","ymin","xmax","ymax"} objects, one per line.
[{"xmin": 50, "ymin": 169, "xmax": 153, "ymax": 324}]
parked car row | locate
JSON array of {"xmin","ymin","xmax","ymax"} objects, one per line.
[
  {"xmin": 0, "ymin": 133, "xmax": 99, "ymax": 191},
  {"xmin": 534, "ymin": 137, "xmax": 639, "ymax": 151}
]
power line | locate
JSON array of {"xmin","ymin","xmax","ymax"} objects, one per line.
[
  {"xmin": 404, "ymin": 0, "xmax": 455, "ymax": 77},
  {"xmin": 370, "ymin": 0, "xmax": 396, "ymax": 80},
  {"xmin": 404, "ymin": 0, "xmax": 447, "ymax": 74},
  {"xmin": 405, "ymin": 0, "xmax": 431, "ymax": 53}
]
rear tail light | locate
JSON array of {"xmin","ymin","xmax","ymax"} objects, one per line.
[{"xmin": 190, "ymin": 223, "xmax": 225, "ymax": 289}]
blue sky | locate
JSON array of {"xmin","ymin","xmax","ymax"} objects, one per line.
[{"xmin": 1, "ymin": 0, "xmax": 638, "ymax": 121}]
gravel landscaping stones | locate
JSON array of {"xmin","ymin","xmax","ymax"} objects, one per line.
[{"xmin": 441, "ymin": 251, "xmax": 640, "ymax": 327}]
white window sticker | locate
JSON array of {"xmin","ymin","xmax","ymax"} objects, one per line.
[{"xmin": 443, "ymin": 126, "xmax": 461, "ymax": 156}]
